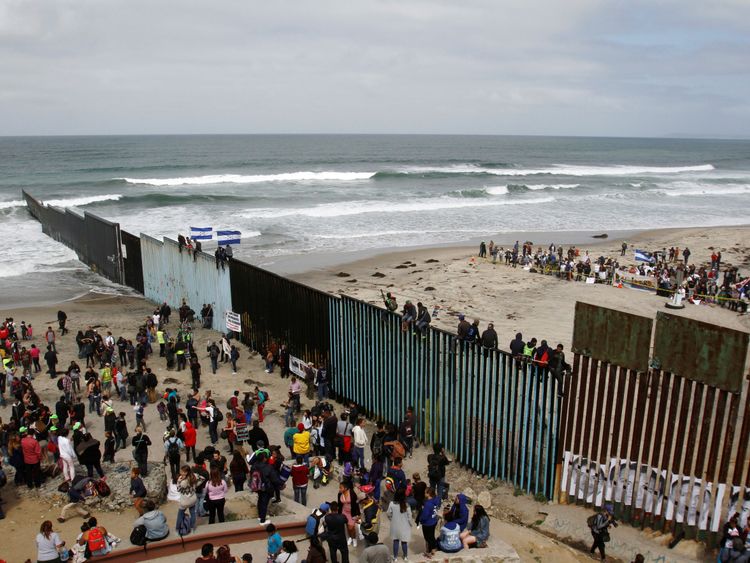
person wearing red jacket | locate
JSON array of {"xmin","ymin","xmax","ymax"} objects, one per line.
[
  {"xmin": 291, "ymin": 456, "xmax": 309, "ymax": 506},
  {"xmin": 182, "ymin": 420, "xmax": 197, "ymax": 462},
  {"xmin": 21, "ymin": 427, "xmax": 43, "ymax": 488}
]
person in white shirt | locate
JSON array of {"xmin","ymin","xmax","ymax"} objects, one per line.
[
  {"xmin": 352, "ymin": 417, "xmax": 368, "ymax": 471},
  {"xmin": 57, "ymin": 428, "xmax": 78, "ymax": 482}
]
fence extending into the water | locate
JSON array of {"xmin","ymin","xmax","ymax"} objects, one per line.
[{"xmin": 23, "ymin": 192, "xmax": 750, "ymax": 536}]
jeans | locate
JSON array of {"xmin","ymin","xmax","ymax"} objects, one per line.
[
  {"xmin": 422, "ymin": 524, "xmax": 437, "ymax": 551},
  {"xmin": 429, "ymin": 478, "xmax": 447, "ymax": 501},
  {"xmin": 177, "ymin": 504, "xmax": 197, "ymax": 532},
  {"xmin": 327, "ymin": 540, "xmax": 349, "ymax": 563},
  {"xmin": 134, "ymin": 451, "xmax": 148, "ymax": 476},
  {"xmin": 317, "ymin": 382, "xmax": 328, "ymax": 402},
  {"xmin": 25, "ymin": 462, "xmax": 42, "ymax": 488},
  {"xmin": 352, "ymin": 446, "xmax": 365, "ymax": 470},
  {"xmin": 210, "ymin": 357, "xmax": 218, "ymax": 374},
  {"xmin": 196, "ymin": 490, "xmax": 208, "ymax": 517},
  {"xmin": 257, "ymin": 490, "xmax": 272, "ymax": 521},
  {"xmin": 61, "ymin": 456, "xmax": 76, "ymax": 481},
  {"xmin": 392, "ymin": 540, "xmax": 407, "ymax": 559},
  {"xmin": 208, "ymin": 497, "xmax": 225, "ymax": 523},
  {"xmin": 294, "ymin": 486, "xmax": 307, "ymax": 506},
  {"xmin": 85, "ymin": 461, "xmax": 105, "ymax": 478},
  {"xmin": 209, "ymin": 420, "xmax": 218, "ymax": 444}
]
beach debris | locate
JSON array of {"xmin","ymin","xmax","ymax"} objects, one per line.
[
  {"xmin": 336, "ymin": 272, "xmax": 351, "ymax": 277},
  {"xmin": 424, "ymin": 286, "xmax": 435, "ymax": 291},
  {"xmin": 401, "ymin": 261, "xmax": 413, "ymax": 265},
  {"xmin": 395, "ymin": 264, "xmax": 408, "ymax": 269},
  {"xmin": 592, "ymin": 233, "xmax": 608, "ymax": 238},
  {"xmin": 371, "ymin": 272, "xmax": 386, "ymax": 278},
  {"xmin": 345, "ymin": 279, "xmax": 357, "ymax": 283},
  {"xmin": 425, "ymin": 259, "xmax": 440, "ymax": 263}
]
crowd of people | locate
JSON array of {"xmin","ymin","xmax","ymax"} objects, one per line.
[
  {"xmin": 0, "ymin": 302, "xmax": 499, "ymax": 562},
  {"xmin": 476, "ymin": 239, "xmax": 749, "ymax": 312}
]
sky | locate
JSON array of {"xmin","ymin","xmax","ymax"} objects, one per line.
[{"xmin": 0, "ymin": 0, "xmax": 749, "ymax": 137}]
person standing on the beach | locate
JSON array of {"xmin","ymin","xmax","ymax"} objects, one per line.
[
  {"xmin": 44, "ymin": 345, "xmax": 58, "ymax": 378},
  {"xmin": 132, "ymin": 426, "xmax": 151, "ymax": 477},
  {"xmin": 45, "ymin": 326, "xmax": 56, "ymax": 352},
  {"xmin": 621, "ymin": 241, "xmax": 627, "ymax": 256},
  {"xmin": 478, "ymin": 241, "xmax": 486, "ymax": 258},
  {"xmin": 683, "ymin": 247, "xmax": 691, "ymax": 265},
  {"xmin": 57, "ymin": 310, "xmax": 68, "ymax": 336}
]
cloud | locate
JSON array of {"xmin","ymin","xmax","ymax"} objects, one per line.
[{"xmin": 0, "ymin": 0, "xmax": 747, "ymax": 136}]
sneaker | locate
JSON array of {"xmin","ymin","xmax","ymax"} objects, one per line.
[{"xmin": 352, "ymin": 538, "xmax": 357, "ymax": 548}]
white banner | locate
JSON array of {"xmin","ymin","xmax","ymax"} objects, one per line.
[
  {"xmin": 290, "ymin": 355, "xmax": 317, "ymax": 379},
  {"xmin": 225, "ymin": 311, "xmax": 241, "ymax": 332}
]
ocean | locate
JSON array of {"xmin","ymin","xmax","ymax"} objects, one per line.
[{"xmin": 1, "ymin": 134, "xmax": 749, "ymax": 301}]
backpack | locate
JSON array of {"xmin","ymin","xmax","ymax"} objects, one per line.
[
  {"xmin": 226, "ymin": 398, "xmax": 233, "ymax": 410},
  {"xmin": 371, "ymin": 433, "xmax": 384, "ymax": 457},
  {"xmin": 167, "ymin": 438, "xmax": 180, "ymax": 461},
  {"xmin": 305, "ymin": 510, "xmax": 325, "ymax": 537},
  {"xmin": 384, "ymin": 476, "xmax": 396, "ymax": 492},
  {"xmin": 57, "ymin": 378, "xmax": 64, "ymax": 390},
  {"xmin": 250, "ymin": 468, "xmax": 266, "ymax": 492},
  {"xmin": 261, "ymin": 390, "xmax": 269, "ymax": 402},
  {"xmin": 95, "ymin": 480, "xmax": 111, "ymax": 497},
  {"xmin": 214, "ymin": 409, "xmax": 224, "ymax": 423},
  {"xmin": 428, "ymin": 455, "xmax": 442, "ymax": 481},
  {"xmin": 130, "ymin": 524, "xmax": 148, "ymax": 546},
  {"xmin": 87, "ymin": 527, "xmax": 106, "ymax": 552}
]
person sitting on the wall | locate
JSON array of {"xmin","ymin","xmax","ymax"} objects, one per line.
[{"xmin": 177, "ymin": 234, "xmax": 186, "ymax": 253}]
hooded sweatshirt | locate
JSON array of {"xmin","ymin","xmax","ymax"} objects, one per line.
[
  {"xmin": 135, "ymin": 509, "xmax": 169, "ymax": 540},
  {"xmin": 448, "ymin": 494, "xmax": 470, "ymax": 530}
]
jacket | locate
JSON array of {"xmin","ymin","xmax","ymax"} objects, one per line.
[
  {"xmin": 21, "ymin": 435, "xmax": 42, "ymax": 464},
  {"xmin": 386, "ymin": 501, "xmax": 412, "ymax": 542},
  {"xmin": 135, "ymin": 509, "xmax": 169, "ymax": 540},
  {"xmin": 447, "ymin": 494, "xmax": 469, "ymax": 530},
  {"xmin": 439, "ymin": 521, "xmax": 462, "ymax": 553},
  {"xmin": 467, "ymin": 514, "xmax": 490, "ymax": 543},
  {"xmin": 293, "ymin": 431, "xmax": 311, "ymax": 455}
]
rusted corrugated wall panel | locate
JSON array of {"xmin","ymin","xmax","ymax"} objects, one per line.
[
  {"xmin": 572, "ymin": 301, "xmax": 652, "ymax": 371},
  {"xmin": 653, "ymin": 312, "xmax": 749, "ymax": 393}
]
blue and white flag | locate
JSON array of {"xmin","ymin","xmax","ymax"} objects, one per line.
[
  {"xmin": 190, "ymin": 226, "xmax": 213, "ymax": 241},
  {"xmin": 217, "ymin": 230, "xmax": 241, "ymax": 245},
  {"xmin": 634, "ymin": 249, "xmax": 655, "ymax": 264}
]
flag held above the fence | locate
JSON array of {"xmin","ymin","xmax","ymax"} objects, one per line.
[
  {"xmin": 190, "ymin": 226, "xmax": 213, "ymax": 240},
  {"xmin": 634, "ymin": 249, "xmax": 655, "ymax": 264},
  {"xmin": 217, "ymin": 230, "xmax": 241, "ymax": 245}
]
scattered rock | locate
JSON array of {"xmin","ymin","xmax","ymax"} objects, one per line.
[
  {"xmin": 336, "ymin": 272, "xmax": 351, "ymax": 277},
  {"xmin": 395, "ymin": 265, "xmax": 408, "ymax": 269},
  {"xmin": 592, "ymin": 233, "xmax": 608, "ymax": 239},
  {"xmin": 463, "ymin": 487, "xmax": 476, "ymax": 503},
  {"xmin": 345, "ymin": 279, "xmax": 358, "ymax": 283},
  {"xmin": 425, "ymin": 259, "xmax": 439, "ymax": 263},
  {"xmin": 372, "ymin": 272, "xmax": 386, "ymax": 278},
  {"xmin": 401, "ymin": 261, "xmax": 413, "ymax": 265},
  {"xmin": 163, "ymin": 377, "xmax": 180, "ymax": 384},
  {"xmin": 478, "ymin": 490, "xmax": 493, "ymax": 508},
  {"xmin": 424, "ymin": 287, "xmax": 435, "ymax": 291}
]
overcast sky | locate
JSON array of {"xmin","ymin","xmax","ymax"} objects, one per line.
[{"xmin": 1, "ymin": 0, "xmax": 748, "ymax": 137}]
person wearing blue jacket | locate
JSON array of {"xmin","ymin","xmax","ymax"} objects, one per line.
[
  {"xmin": 419, "ymin": 487, "xmax": 441, "ymax": 556},
  {"xmin": 444, "ymin": 493, "xmax": 469, "ymax": 531},
  {"xmin": 438, "ymin": 521, "xmax": 462, "ymax": 553},
  {"xmin": 460, "ymin": 504, "xmax": 490, "ymax": 549}
]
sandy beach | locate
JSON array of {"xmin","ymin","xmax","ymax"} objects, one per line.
[{"xmin": 295, "ymin": 225, "xmax": 750, "ymax": 350}]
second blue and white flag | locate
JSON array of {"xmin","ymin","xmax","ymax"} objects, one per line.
[{"xmin": 217, "ymin": 230, "xmax": 241, "ymax": 245}]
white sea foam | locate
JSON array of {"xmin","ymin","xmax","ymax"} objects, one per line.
[
  {"xmin": 43, "ymin": 194, "xmax": 123, "ymax": 207},
  {"xmin": 241, "ymin": 195, "xmax": 554, "ymax": 219},
  {"xmin": 655, "ymin": 181, "xmax": 750, "ymax": 197},
  {"xmin": 485, "ymin": 186, "xmax": 509, "ymax": 195},
  {"xmin": 117, "ymin": 171, "xmax": 376, "ymax": 186},
  {"xmin": 314, "ymin": 228, "xmax": 488, "ymax": 240},
  {"xmin": 0, "ymin": 200, "xmax": 25, "ymax": 209},
  {"xmin": 401, "ymin": 163, "xmax": 715, "ymax": 177},
  {"xmin": 523, "ymin": 183, "xmax": 580, "ymax": 190}
]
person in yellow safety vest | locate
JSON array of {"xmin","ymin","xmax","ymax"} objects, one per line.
[
  {"xmin": 157, "ymin": 329, "xmax": 166, "ymax": 357},
  {"xmin": 523, "ymin": 338, "xmax": 537, "ymax": 360},
  {"xmin": 293, "ymin": 423, "xmax": 311, "ymax": 464}
]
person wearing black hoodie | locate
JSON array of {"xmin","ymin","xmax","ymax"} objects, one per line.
[
  {"xmin": 509, "ymin": 333, "xmax": 525, "ymax": 359},
  {"xmin": 480, "ymin": 324, "xmax": 498, "ymax": 349}
]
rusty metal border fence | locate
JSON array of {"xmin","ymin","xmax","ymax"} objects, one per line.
[
  {"xmin": 121, "ymin": 230, "xmax": 144, "ymax": 293},
  {"xmin": 330, "ymin": 295, "xmax": 562, "ymax": 499},
  {"xmin": 23, "ymin": 190, "xmax": 124, "ymax": 284},
  {"xmin": 229, "ymin": 258, "xmax": 333, "ymax": 368},
  {"xmin": 559, "ymin": 301, "xmax": 750, "ymax": 543}
]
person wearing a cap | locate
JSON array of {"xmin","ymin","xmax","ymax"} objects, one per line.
[
  {"xmin": 456, "ymin": 314, "xmax": 471, "ymax": 342},
  {"xmin": 21, "ymin": 426, "xmax": 43, "ymax": 488}
]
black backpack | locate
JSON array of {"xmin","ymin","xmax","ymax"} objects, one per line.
[
  {"xmin": 130, "ymin": 524, "xmax": 148, "ymax": 546},
  {"xmin": 167, "ymin": 438, "xmax": 180, "ymax": 461},
  {"xmin": 427, "ymin": 454, "xmax": 442, "ymax": 481},
  {"xmin": 214, "ymin": 409, "xmax": 224, "ymax": 423},
  {"xmin": 371, "ymin": 433, "xmax": 384, "ymax": 457}
]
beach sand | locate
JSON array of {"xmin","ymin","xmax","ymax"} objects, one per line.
[{"xmin": 295, "ymin": 225, "xmax": 750, "ymax": 349}]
